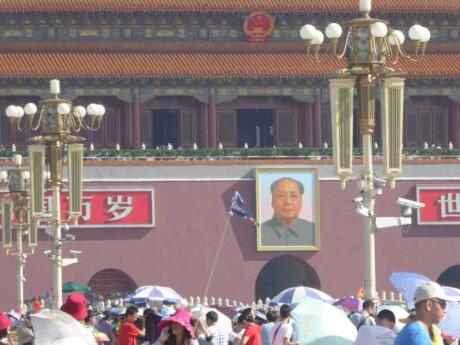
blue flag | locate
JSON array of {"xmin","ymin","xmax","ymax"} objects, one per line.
[{"xmin": 230, "ymin": 191, "xmax": 258, "ymax": 225}]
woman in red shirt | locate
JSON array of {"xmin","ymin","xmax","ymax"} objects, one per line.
[{"xmin": 239, "ymin": 308, "xmax": 262, "ymax": 345}]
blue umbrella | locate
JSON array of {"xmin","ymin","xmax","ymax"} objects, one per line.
[
  {"xmin": 270, "ymin": 286, "xmax": 334, "ymax": 306},
  {"xmin": 128, "ymin": 285, "xmax": 182, "ymax": 304},
  {"xmin": 389, "ymin": 272, "xmax": 431, "ymax": 308},
  {"xmin": 292, "ymin": 296, "xmax": 357, "ymax": 345}
]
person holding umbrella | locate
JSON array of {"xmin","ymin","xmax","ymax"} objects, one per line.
[
  {"xmin": 0, "ymin": 312, "xmax": 12, "ymax": 345},
  {"xmin": 394, "ymin": 282, "xmax": 452, "ymax": 345},
  {"xmin": 154, "ymin": 309, "xmax": 198, "ymax": 345}
]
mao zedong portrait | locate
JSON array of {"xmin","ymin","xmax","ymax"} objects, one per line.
[{"xmin": 261, "ymin": 177, "xmax": 316, "ymax": 247}]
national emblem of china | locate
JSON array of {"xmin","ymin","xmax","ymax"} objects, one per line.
[{"xmin": 244, "ymin": 12, "xmax": 274, "ymax": 42}]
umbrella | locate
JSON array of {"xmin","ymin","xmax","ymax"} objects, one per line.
[
  {"xmin": 292, "ymin": 297, "xmax": 357, "ymax": 345},
  {"xmin": 376, "ymin": 305, "xmax": 409, "ymax": 321},
  {"xmin": 440, "ymin": 300, "xmax": 460, "ymax": 338},
  {"xmin": 269, "ymin": 286, "xmax": 334, "ymax": 306},
  {"xmin": 93, "ymin": 331, "xmax": 110, "ymax": 343},
  {"xmin": 333, "ymin": 297, "xmax": 362, "ymax": 312},
  {"xmin": 389, "ymin": 272, "xmax": 431, "ymax": 308},
  {"xmin": 376, "ymin": 304, "xmax": 409, "ymax": 332},
  {"xmin": 190, "ymin": 306, "xmax": 232, "ymax": 331},
  {"xmin": 31, "ymin": 309, "xmax": 97, "ymax": 345},
  {"xmin": 63, "ymin": 281, "xmax": 91, "ymax": 293},
  {"xmin": 129, "ymin": 285, "xmax": 182, "ymax": 304}
]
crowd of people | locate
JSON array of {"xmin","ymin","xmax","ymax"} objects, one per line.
[{"xmin": 0, "ymin": 281, "xmax": 458, "ymax": 345}]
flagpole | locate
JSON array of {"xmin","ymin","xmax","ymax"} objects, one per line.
[{"xmin": 202, "ymin": 210, "xmax": 232, "ymax": 302}]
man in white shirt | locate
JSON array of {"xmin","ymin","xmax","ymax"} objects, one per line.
[
  {"xmin": 354, "ymin": 309, "xmax": 397, "ymax": 345},
  {"xmin": 270, "ymin": 305, "xmax": 298, "ymax": 345}
]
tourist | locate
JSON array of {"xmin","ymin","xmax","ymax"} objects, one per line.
[
  {"xmin": 16, "ymin": 311, "xmax": 35, "ymax": 345},
  {"xmin": 238, "ymin": 308, "xmax": 261, "ymax": 345},
  {"xmin": 61, "ymin": 293, "xmax": 89, "ymax": 322},
  {"xmin": 394, "ymin": 282, "xmax": 451, "ymax": 345},
  {"xmin": 353, "ymin": 309, "xmax": 397, "ymax": 345},
  {"xmin": 0, "ymin": 312, "xmax": 12, "ymax": 345},
  {"xmin": 205, "ymin": 311, "xmax": 229, "ymax": 345},
  {"xmin": 119, "ymin": 306, "xmax": 146, "ymax": 345},
  {"xmin": 349, "ymin": 300, "xmax": 376, "ymax": 329},
  {"xmin": 261, "ymin": 310, "xmax": 278, "ymax": 345},
  {"xmin": 270, "ymin": 304, "xmax": 297, "ymax": 345},
  {"xmin": 154, "ymin": 309, "xmax": 198, "ymax": 345}
]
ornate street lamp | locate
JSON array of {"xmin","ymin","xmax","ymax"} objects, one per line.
[
  {"xmin": 300, "ymin": 0, "xmax": 430, "ymax": 300},
  {"xmin": 1, "ymin": 154, "xmax": 37, "ymax": 310},
  {"xmin": 5, "ymin": 79, "xmax": 105, "ymax": 308}
]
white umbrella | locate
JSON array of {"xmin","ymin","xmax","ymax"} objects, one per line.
[
  {"xmin": 376, "ymin": 304, "xmax": 409, "ymax": 333},
  {"xmin": 292, "ymin": 296, "xmax": 357, "ymax": 345},
  {"xmin": 376, "ymin": 305, "xmax": 409, "ymax": 321},
  {"xmin": 31, "ymin": 309, "xmax": 96, "ymax": 345},
  {"xmin": 190, "ymin": 306, "xmax": 232, "ymax": 331},
  {"xmin": 270, "ymin": 286, "xmax": 334, "ymax": 306},
  {"xmin": 130, "ymin": 285, "xmax": 182, "ymax": 303}
]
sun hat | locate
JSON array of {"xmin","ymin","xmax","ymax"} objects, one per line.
[
  {"xmin": 0, "ymin": 312, "xmax": 12, "ymax": 331},
  {"xmin": 158, "ymin": 308, "xmax": 195, "ymax": 338},
  {"xmin": 414, "ymin": 281, "xmax": 455, "ymax": 304},
  {"xmin": 60, "ymin": 293, "xmax": 88, "ymax": 321}
]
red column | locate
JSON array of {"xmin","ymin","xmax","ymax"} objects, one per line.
[
  {"xmin": 131, "ymin": 89, "xmax": 141, "ymax": 149},
  {"xmin": 452, "ymin": 100, "xmax": 460, "ymax": 148},
  {"xmin": 313, "ymin": 92, "xmax": 322, "ymax": 148},
  {"xmin": 208, "ymin": 89, "xmax": 217, "ymax": 148},
  {"xmin": 120, "ymin": 101, "xmax": 131, "ymax": 149},
  {"xmin": 199, "ymin": 101, "xmax": 209, "ymax": 148},
  {"xmin": 303, "ymin": 102, "xmax": 314, "ymax": 147}
]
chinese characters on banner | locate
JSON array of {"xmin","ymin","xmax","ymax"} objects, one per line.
[
  {"xmin": 417, "ymin": 186, "xmax": 460, "ymax": 225},
  {"xmin": 41, "ymin": 189, "xmax": 155, "ymax": 228}
]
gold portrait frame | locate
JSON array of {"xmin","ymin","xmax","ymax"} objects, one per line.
[{"xmin": 255, "ymin": 167, "xmax": 320, "ymax": 251}]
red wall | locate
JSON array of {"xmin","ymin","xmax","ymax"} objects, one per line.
[{"xmin": 0, "ymin": 179, "xmax": 459, "ymax": 310}]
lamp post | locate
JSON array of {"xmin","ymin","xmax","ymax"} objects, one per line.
[
  {"xmin": 300, "ymin": 0, "xmax": 430, "ymax": 300},
  {"xmin": 5, "ymin": 79, "xmax": 105, "ymax": 308},
  {"xmin": 1, "ymin": 154, "xmax": 37, "ymax": 310}
]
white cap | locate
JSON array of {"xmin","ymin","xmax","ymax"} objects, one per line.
[{"xmin": 414, "ymin": 282, "xmax": 454, "ymax": 304}]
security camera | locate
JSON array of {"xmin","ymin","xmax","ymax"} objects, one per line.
[
  {"xmin": 374, "ymin": 177, "xmax": 387, "ymax": 188},
  {"xmin": 353, "ymin": 196, "xmax": 363, "ymax": 204},
  {"xmin": 64, "ymin": 234, "xmax": 76, "ymax": 241},
  {"xmin": 396, "ymin": 197, "xmax": 425, "ymax": 209},
  {"xmin": 43, "ymin": 250, "xmax": 51, "ymax": 256},
  {"xmin": 69, "ymin": 250, "xmax": 82, "ymax": 256}
]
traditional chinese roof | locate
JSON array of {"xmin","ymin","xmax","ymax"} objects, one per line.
[
  {"xmin": 0, "ymin": 51, "xmax": 458, "ymax": 80},
  {"xmin": 0, "ymin": 0, "xmax": 458, "ymax": 14}
]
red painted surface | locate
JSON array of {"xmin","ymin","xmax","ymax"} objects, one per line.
[
  {"xmin": 1, "ymin": 179, "xmax": 460, "ymax": 309},
  {"xmin": 417, "ymin": 187, "xmax": 460, "ymax": 224}
]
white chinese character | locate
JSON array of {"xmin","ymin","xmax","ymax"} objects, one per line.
[
  {"xmin": 107, "ymin": 195, "xmax": 133, "ymax": 221},
  {"xmin": 80, "ymin": 196, "xmax": 93, "ymax": 221},
  {"xmin": 438, "ymin": 193, "xmax": 460, "ymax": 218}
]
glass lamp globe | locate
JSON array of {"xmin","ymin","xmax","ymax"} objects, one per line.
[
  {"xmin": 388, "ymin": 30, "xmax": 405, "ymax": 45},
  {"xmin": 57, "ymin": 103, "xmax": 71, "ymax": 115},
  {"xmin": 325, "ymin": 23, "xmax": 343, "ymax": 39},
  {"xmin": 420, "ymin": 27, "xmax": 431, "ymax": 42},
  {"xmin": 24, "ymin": 103, "xmax": 37, "ymax": 115},
  {"xmin": 371, "ymin": 22, "xmax": 388, "ymax": 38},
  {"xmin": 312, "ymin": 30, "xmax": 325, "ymax": 45},
  {"xmin": 408, "ymin": 24, "xmax": 424, "ymax": 41},
  {"xmin": 300, "ymin": 24, "xmax": 316, "ymax": 40}
]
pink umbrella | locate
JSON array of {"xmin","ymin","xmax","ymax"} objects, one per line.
[{"xmin": 333, "ymin": 297, "xmax": 362, "ymax": 312}]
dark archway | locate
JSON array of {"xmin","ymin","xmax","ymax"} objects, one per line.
[
  {"xmin": 88, "ymin": 268, "xmax": 137, "ymax": 297},
  {"xmin": 255, "ymin": 255, "xmax": 320, "ymax": 301},
  {"xmin": 437, "ymin": 265, "xmax": 460, "ymax": 288}
]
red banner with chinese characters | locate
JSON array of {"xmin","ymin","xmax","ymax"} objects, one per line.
[{"xmin": 417, "ymin": 186, "xmax": 460, "ymax": 225}]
